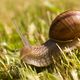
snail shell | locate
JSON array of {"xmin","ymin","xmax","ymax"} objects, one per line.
[
  {"xmin": 49, "ymin": 10, "xmax": 80, "ymax": 41},
  {"xmin": 20, "ymin": 10, "xmax": 80, "ymax": 67}
]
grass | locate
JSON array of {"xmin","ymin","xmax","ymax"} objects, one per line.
[{"xmin": 0, "ymin": 0, "xmax": 80, "ymax": 80}]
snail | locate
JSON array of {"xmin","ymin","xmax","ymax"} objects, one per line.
[{"xmin": 14, "ymin": 10, "xmax": 80, "ymax": 67}]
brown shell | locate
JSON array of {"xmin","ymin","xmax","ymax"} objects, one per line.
[{"xmin": 49, "ymin": 10, "xmax": 80, "ymax": 41}]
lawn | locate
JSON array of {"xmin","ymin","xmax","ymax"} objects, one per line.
[{"xmin": 0, "ymin": 0, "xmax": 80, "ymax": 80}]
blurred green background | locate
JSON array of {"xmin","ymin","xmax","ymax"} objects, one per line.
[{"xmin": 1, "ymin": 0, "xmax": 80, "ymax": 48}]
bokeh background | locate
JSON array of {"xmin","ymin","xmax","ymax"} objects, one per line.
[{"xmin": 1, "ymin": 0, "xmax": 80, "ymax": 48}]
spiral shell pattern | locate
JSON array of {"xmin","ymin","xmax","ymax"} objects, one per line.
[{"xmin": 49, "ymin": 10, "xmax": 80, "ymax": 41}]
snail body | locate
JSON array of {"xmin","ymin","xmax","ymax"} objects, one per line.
[
  {"xmin": 21, "ymin": 39, "xmax": 80, "ymax": 67},
  {"xmin": 18, "ymin": 10, "xmax": 80, "ymax": 67},
  {"xmin": 21, "ymin": 40, "xmax": 56, "ymax": 67}
]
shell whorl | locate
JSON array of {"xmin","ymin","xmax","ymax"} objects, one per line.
[{"xmin": 49, "ymin": 10, "xmax": 80, "ymax": 41}]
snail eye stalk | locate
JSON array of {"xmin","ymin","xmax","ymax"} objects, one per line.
[{"xmin": 13, "ymin": 20, "xmax": 31, "ymax": 48}]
